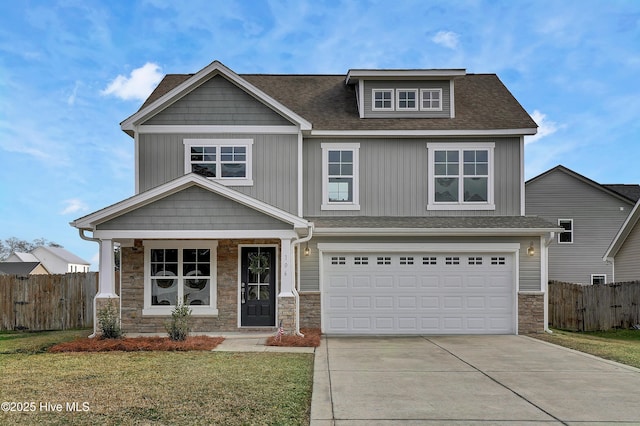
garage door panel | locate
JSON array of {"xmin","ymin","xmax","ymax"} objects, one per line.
[{"xmin": 323, "ymin": 252, "xmax": 515, "ymax": 334}]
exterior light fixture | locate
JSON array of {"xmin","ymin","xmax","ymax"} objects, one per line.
[
  {"xmin": 304, "ymin": 243, "xmax": 310, "ymax": 256},
  {"xmin": 527, "ymin": 242, "xmax": 535, "ymax": 256}
]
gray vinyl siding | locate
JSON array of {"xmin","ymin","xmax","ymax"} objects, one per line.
[
  {"xmin": 138, "ymin": 133, "xmax": 298, "ymax": 214},
  {"xmin": 613, "ymin": 222, "xmax": 640, "ymax": 282},
  {"xmin": 363, "ymin": 80, "xmax": 451, "ymax": 118},
  {"xmin": 526, "ymin": 170, "xmax": 633, "ymax": 284},
  {"xmin": 96, "ymin": 186, "xmax": 292, "ymax": 231},
  {"xmin": 303, "ymin": 137, "xmax": 521, "ymax": 217},
  {"xmin": 299, "ymin": 236, "xmax": 539, "ymax": 292},
  {"xmin": 143, "ymin": 75, "xmax": 292, "ymax": 126}
]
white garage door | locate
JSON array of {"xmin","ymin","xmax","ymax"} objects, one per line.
[{"xmin": 322, "ymin": 252, "xmax": 515, "ymax": 334}]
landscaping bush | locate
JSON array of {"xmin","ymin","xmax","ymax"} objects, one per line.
[
  {"xmin": 165, "ymin": 302, "xmax": 191, "ymax": 341},
  {"xmin": 97, "ymin": 300, "xmax": 124, "ymax": 339}
]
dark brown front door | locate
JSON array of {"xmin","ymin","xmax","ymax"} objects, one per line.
[{"xmin": 240, "ymin": 247, "xmax": 276, "ymax": 327}]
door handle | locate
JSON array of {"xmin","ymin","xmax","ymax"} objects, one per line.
[{"xmin": 241, "ymin": 282, "xmax": 246, "ymax": 304}]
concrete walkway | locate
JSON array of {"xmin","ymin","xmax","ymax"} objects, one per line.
[
  {"xmin": 311, "ymin": 335, "xmax": 640, "ymax": 425},
  {"xmin": 211, "ymin": 332, "xmax": 315, "ymax": 353}
]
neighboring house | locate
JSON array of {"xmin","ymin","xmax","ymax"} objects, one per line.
[
  {"xmin": 6, "ymin": 252, "xmax": 40, "ymax": 263},
  {"xmin": 11, "ymin": 247, "xmax": 91, "ymax": 274},
  {"xmin": 604, "ymin": 198, "xmax": 640, "ymax": 282},
  {"xmin": 72, "ymin": 60, "xmax": 558, "ymax": 336},
  {"xmin": 0, "ymin": 262, "xmax": 49, "ymax": 276},
  {"xmin": 526, "ymin": 165, "xmax": 639, "ymax": 285}
]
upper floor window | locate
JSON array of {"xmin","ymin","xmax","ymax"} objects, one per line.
[
  {"xmin": 427, "ymin": 142, "xmax": 495, "ymax": 210},
  {"xmin": 396, "ymin": 89, "xmax": 418, "ymax": 110},
  {"xmin": 591, "ymin": 274, "xmax": 606, "ymax": 285},
  {"xmin": 372, "ymin": 89, "xmax": 393, "ymax": 111},
  {"xmin": 558, "ymin": 219, "xmax": 573, "ymax": 244},
  {"xmin": 321, "ymin": 143, "xmax": 360, "ymax": 210},
  {"xmin": 421, "ymin": 89, "xmax": 442, "ymax": 111},
  {"xmin": 184, "ymin": 139, "xmax": 253, "ymax": 186}
]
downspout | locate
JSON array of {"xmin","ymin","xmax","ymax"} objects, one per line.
[
  {"xmin": 543, "ymin": 232, "xmax": 555, "ymax": 334},
  {"xmin": 79, "ymin": 229, "xmax": 101, "ymax": 338},
  {"xmin": 291, "ymin": 224, "xmax": 314, "ymax": 337}
]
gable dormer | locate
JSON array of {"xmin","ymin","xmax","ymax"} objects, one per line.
[{"xmin": 345, "ymin": 69, "xmax": 466, "ymax": 119}]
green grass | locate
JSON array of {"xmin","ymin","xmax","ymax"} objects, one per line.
[
  {"xmin": 0, "ymin": 329, "xmax": 90, "ymax": 354},
  {"xmin": 532, "ymin": 328, "xmax": 640, "ymax": 369},
  {"xmin": 0, "ymin": 331, "xmax": 314, "ymax": 425}
]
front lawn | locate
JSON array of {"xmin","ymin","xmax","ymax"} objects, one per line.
[
  {"xmin": 0, "ymin": 331, "xmax": 314, "ymax": 425},
  {"xmin": 0, "ymin": 329, "xmax": 90, "ymax": 354},
  {"xmin": 532, "ymin": 328, "xmax": 640, "ymax": 369}
]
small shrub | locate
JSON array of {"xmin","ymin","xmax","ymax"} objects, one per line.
[
  {"xmin": 97, "ymin": 300, "xmax": 124, "ymax": 339},
  {"xmin": 165, "ymin": 302, "xmax": 192, "ymax": 341}
]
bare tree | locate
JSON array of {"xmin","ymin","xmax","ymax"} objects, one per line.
[{"xmin": 0, "ymin": 237, "xmax": 62, "ymax": 261}]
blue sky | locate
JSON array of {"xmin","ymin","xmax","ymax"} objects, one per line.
[{"xmin": 1, "ymin": 0, "xmax": 639, "ymax": 269}]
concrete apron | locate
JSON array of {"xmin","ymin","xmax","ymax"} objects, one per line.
[{"xmin": 311, "ymin": 335, "xmax": 640, "ymax": 425}]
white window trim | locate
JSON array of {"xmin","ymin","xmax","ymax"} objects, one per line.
[
  {"xmin": 420, "ymin": 88, "xmax": 443, "ymax": 111},
  {"xmin": 372, "ymin": 89, "xmax": 394, "ymax": 111},
  {"xmin": 321, "ymin": 143, "xmax": 360, "ymax": 211},
  {"xmin": 183, "ymin": 138, "xmax": 253, "ymax": 186},
  {"xmin": 591, "ymin": 274, "xmax": 606, "ymax": 285},
  {"xmin": 558, "ymin": 219, "xmax": 574, "ymax": 244},
  {"xmin": 426, "ymin": 142, "xmax": 495, "ymax": 211},
  {"xmin": 143, "ymin": 240, "xmax": 219, "ymax": 316},
  {"xmin": 396, "ymin": 89, "xmax": 418, "ymax": 111}
]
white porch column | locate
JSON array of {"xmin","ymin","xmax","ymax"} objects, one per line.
[
  {"xmin": 279, "ymin": 238, "xmax": 294, "ymax": 297},
  {"xmin": 97, "ymin": 238, "xmax": 117, "ymax": 297}
]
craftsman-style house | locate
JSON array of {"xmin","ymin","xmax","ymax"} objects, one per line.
[{"xmin": 72, "ymin": 61, "xmax": 558, "ymax": 335}]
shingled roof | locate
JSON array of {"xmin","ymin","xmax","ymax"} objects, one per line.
[{"xmin": 138, "ymin": 70, "xmax": 537, "ymax": 132}]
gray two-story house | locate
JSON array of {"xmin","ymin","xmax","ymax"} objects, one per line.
[
  {"xmin": 526, "ymin": 165, "xmax": 640, "ymax": 285},
  {"xmin": 72, "ymin": 61, "xmax": 557, "ymax": 335}
]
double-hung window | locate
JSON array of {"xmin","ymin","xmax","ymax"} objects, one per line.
[
  {"xmin": 427, "ymin": 142, "xmax": 495, "ymax": 210},
  {"xmin": 143, "ymin": 241, "xmax": 218, "ymax": 316},
  {"xmin": 558, "ymin": 219, "xmax": 573, "ymax": 244},
  {"xmin": 184, "ymin": 139, "xmax": 253, "ymax": 186},
  {"xmin": 321, "ymin": 143, "xmax": 360, "ymax": 210}
]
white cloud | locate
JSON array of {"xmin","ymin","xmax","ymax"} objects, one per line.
[
  {"xmin": 525, "ymin": 110, "xmax": 560, "ymax": 145},
  {"xmin": 67, "ymin": 81, "xmax": 80, "ymax": 106},
  {"xmin": 432, "ymin": 31, "xmax": 460, "ymax": 50},
  {"xmin": 101, "ymin": 62, "xmax": 163, "ymax": 101},
  {"xmin": 60, "ymin": 198, "xmax": 89, "ymax": 215}
]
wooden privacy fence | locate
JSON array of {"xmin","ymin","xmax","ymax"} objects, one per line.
[
  {"xmin": 549, "ymin": 281, "xmax": 640, "ymax": 331},
  {"xmin": 0, "ymin": 272, "xmax": 98, "ymax": 331}
]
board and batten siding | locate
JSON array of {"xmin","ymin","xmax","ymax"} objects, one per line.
[
  {"xmin": 303, "ymin": 137, "xmax": 521, "ymax": 217},
  {"xmin": 363, "ymin": 80, "xmax": 451, "ymax": 118},
  {"xmin": 96, "ymin": 185, "xmax": 292, "ymax": 231},
  {"xmin": 143, "ymin": 75, "xmax": 292, "ymax": 126},
  {"xmin": 299, "ymin": 236, "xmax": 540, "ymax": 292},
  {"xmin": 612, "ymin": 221, "xmax": 640, "ymax": 282},
  {"xmin": 526, "ymin": 170, "xmax": 633, "ymax": 284},
  {"xmin": 138, "ymin": 133, "xmax": 299, "ymax": 214}
]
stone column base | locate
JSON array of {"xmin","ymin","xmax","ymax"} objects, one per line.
[
  {"xmin": 518, "ymin": 292, "xmax": 544, "ymax": 334},
  {"xmin": 277, "ymin": 296, "xmax": 296, "ymax": 334},
  {"xmin": 94, "ymin": 296, "xmax": 121, "ymax": 336}
]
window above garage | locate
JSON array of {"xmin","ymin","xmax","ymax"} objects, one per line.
[{"xmin": 427, "ymin": 142, "xmax": 495, "ymax": 211}]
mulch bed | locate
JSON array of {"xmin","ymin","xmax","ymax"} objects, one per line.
[
  {"xmin": 265, "ymin": 328, "xmax": 321, "ymax": 347},
  {"xmin": 48, "ymin": 336, "xmax": 224, "ymax": 352}
]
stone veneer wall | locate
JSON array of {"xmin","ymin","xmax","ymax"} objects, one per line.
[
  {"xmin": 299, "ymin": 292, "xmax": 321, "ymax": 329},
  {"xmin": 518, "ymin": 292, "xmax": 545, "ymax": 334},
  {"xmin": 120, "ymin": 239, "xmax": 282, "ymax": 333}
]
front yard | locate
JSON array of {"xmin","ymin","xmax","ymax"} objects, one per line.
[
  {"xmin": 532, "ymin": 328, "xmax": 640, "ymax": 369},
  {"xmin": 0, "ymin": 330, "xmax": 314, "ymax": 425}
]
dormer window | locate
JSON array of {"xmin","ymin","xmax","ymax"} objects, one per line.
[
  {"xmin": 397, "ymin": 89, "xmax": 418, "ymax": 110},
  {"xmin": 183, "ymin": 139, "xmax": 253, "ymax": 186},
  {"xmin": 372, "ymin": 89, "xmax": 393, "ymax": 111},
  {"xmin": 421, "ymin": 89, "xmax": 442, "ymax": 111}
]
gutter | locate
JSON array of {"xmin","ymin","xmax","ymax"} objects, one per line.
[{"xmin": 291, "ymin": 224, "xmax": 314, "ymax": 337}]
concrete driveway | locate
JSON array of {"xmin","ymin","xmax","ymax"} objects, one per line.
[{"xmin": 311, "ymin": 335, "xmax": 640, "ymax": 425}]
